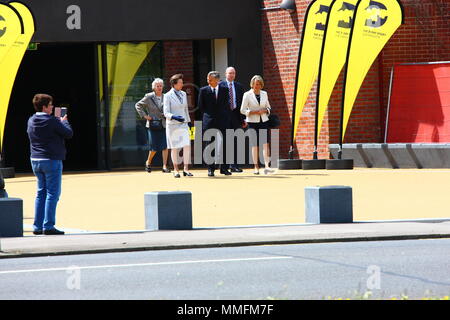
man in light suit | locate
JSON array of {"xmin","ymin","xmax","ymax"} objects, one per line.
[
  {"xmin": 198, "ymin": 71, "xmax": 232, "ymax": 177},
  {"xmin": 219, "ymin": 66, "xmax": 246, "ymax": 172}
]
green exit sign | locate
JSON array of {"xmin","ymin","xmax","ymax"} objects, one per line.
[{"xmin": 28, "ymin": 43, "xmax": 38, "ymax": 51}]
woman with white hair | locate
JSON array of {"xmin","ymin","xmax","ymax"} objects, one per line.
[{"xmin": 135, "ymin": 78, "xmax": 171, "ymax": 173}]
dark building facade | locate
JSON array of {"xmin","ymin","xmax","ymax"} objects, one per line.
[
  {"xmin": 4, "ymin": 0, "xmax": 262, "ymax": 172},
  {"xmin": 4, "ymin": 0, "xmax": 450, "ymax": 172}
]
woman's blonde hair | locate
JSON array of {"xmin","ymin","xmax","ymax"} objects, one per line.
[{"xmin": 250, "ymin": 75, "xmax": 264, "ymax": 89}]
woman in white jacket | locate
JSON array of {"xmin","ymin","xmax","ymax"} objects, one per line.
[
  {"xmin": 240, "ymin": 75, "xmax": 274, "ymax": 174},
  {"xmin": 163, "ymin": 74, "xmax": 193, "ymax": 178}
]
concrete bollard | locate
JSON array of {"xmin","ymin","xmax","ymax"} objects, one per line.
[
  {"xmin": 145, "ymin": 191, "xmax": 193, "ymax": 230},
  {"xmin": 305, "ymin": 186, "xmax": 353, "ymax": 224},
  {"xmin": 0, "ymin": 198, "xmax": 23, "ymax": 237}
]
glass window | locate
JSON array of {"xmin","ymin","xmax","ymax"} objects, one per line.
[{"xmin": 98, "ymin": 41, "xmax": 164, "ymax": 168}]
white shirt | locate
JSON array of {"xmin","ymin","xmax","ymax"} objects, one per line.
[{"xmin": 209, "ymin": 85, "xmax": 219, "ymax": 99}]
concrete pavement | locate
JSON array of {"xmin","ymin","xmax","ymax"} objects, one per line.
[
  {"xmin": 1, "ymin": 220, "xmax": 450, "ymax": 258},
  {"xmin": 7, "ymin": 168, "xmax": 450, "ymax": 232},
  {"xmin": 3, "ymin": 168, "xmax": 450, "ymax": 258}
]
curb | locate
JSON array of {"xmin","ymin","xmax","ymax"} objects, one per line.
[{"xmin": 1, "ymin": 232, "xmax": 450, "ymax": 260}]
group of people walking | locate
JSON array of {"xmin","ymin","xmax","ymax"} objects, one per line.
[
  {"xmin": 135, "ymin": 67, "xmax": 274, "ymax": 178},
  {"xmin": 25, "ymin": 68, "xmax": 275, "ymax": 235}
]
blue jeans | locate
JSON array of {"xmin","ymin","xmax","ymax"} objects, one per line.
[{"xmin": 31, "ymin": 160, "xmax": 62, "ymax": 231}]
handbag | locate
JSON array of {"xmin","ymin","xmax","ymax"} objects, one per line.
[
  {"xmin": 267, "ymin": 114, "xmax": 280, "ymax": 129},
  {"xmin": 148, "ymin": 95, "xmax": 165, "ymax": 131},
  {"xmin": 149, "ymin": 119, "xmax": 163, "ymax": 131}
]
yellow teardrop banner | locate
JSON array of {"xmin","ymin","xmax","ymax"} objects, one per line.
[
  {"xmin": 0, "ymin": 2, "xmax": 35, "ymax": 148},
  {"xmin": 342, "ymin": 0, "xmax": 403, "ymax": 139},
  {"xmin": 108, "ymin": 42, "xmax": 155, "ymax": 140},
  {"xmin": 292, "ymin": 0, "xmax": 334, "ymax": 143},
  {"xmin": 0, "ymin": 3, "xmax": 22, "ymax": 64},
  {"xmin": 316, "ymin": 0, "xmax": 359, "ymax": 139}
]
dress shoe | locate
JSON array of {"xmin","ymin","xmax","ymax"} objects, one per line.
[
  {"xmin": 33, "ymin": 230, "xmax": 43, "ymax": 235},
  {"xmin": 145, "ymin": 164, "xmax": 152, "ymax": 173},
  {"xmin": 208, "ymin": 170, "xmax": 215, "ymax": 177},
  {"xmin": 220, "ymin": 169, "xmax": 232, "ymax": 176},
  {"xmin": 183, "ymin": 171, "xmax": 193, "ymax": 177},
  {"xmin": 44, "ymin": 228, "xmax": 65, "ymax": 235},
  {"xmin": 173, "ymin": 172, "xmax": 181, "ymax": 178},
  {"xmin": 230, "ymin": 167, "xmax": 243, "ymax": 173},
  {"xmin": 162, "ymin": 168, "xmax": 171, "ymax": 173}
]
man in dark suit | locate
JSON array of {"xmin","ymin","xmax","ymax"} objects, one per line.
[
  {"xmin": 198, "ymin": 71, "xmax": 232, "ymax": 177},
  {"xmin": 219, "ymin": 67, "xmax": 246, "ymax": 172}
]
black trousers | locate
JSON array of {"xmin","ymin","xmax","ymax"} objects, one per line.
[{"xmin": 203, "ymin": 127, "xmax": 228, "ymax": 172}]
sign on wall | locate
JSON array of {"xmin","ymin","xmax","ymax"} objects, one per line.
[{"xmin": 386, "ymin": 62, "xmax": 450, "ymax": 143}]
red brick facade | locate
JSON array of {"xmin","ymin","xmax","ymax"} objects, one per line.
[
  {"xmin": 262, "ymin": 0, "xmax": 450, "ymax": 159},
  {"xmin": 163, "ymin": 41, "xmax": 194, "ymax": 89},
  {"xmin": 163, "ymin": 41, "xmax": 196, "ymax": 119},
  {"xmin": 162, "ymin": 1, "xmax": 450, "ymax": 160}
]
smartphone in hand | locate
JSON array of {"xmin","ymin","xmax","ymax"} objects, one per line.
[{"xmin": 54, "ymin": 107, "xmax": 68, "ymax": 118}]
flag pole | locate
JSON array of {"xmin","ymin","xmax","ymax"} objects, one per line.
[
  {"xmin": 324, "ymin": 0, "xmax": 360, "ymax": 170},
  {"xmin": 301, "ymin": 0, "xmax": 330, "ymax": 170}
]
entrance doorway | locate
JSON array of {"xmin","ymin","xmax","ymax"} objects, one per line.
[{"xmin": 4, "ymin": 43, "xmax": 99, "ymax": 172}]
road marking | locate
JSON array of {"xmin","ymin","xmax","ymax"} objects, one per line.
[{"xmin": 0, "ymin": 256, "xmax": 292, "ymax": 275}]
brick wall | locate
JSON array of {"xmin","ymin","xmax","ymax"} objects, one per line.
[
  {"xmin": 163, "ymin": 41, "xmax": 194, "ymax": 88},
  {"xmin": 262, "ymin": 0, "xmax": 308, "ymax": 158},
  {"xmin": 261, "ymin": 0, "xmax": 450, "ymax": 159},
  {"xmin": 163, "ymin": 41, "xmax": 196, "ymax": 119}
]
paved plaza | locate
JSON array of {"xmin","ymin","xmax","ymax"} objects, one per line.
[{"xmin": 6, "ymin": 168, "xmax": 450, "ymax": 234}]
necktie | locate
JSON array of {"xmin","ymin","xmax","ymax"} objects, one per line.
[
  {"xmin": 212, "ymin": 88, "xmax": 217, "ymax": 101},
  {"xmin": 229, "ymin": 82, "xmax": 235, "ymax": 110}
]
